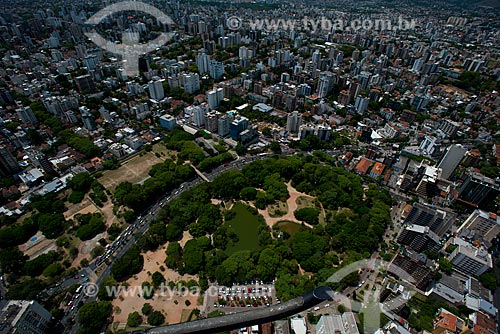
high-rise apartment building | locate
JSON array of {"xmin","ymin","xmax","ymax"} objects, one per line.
[
  {"xmin": 449, "ymin": 238, "xmax": 493, "ymax": 276},
  {"xmin": 205, "ymin": 111, "xmax": 221, "ymax": 133},
  {"xmin": 159, "ymin": 114, "xmax": 176, "ymax": 131},
  {"xmin": 79, "ymin": 106, "xmax": 96, "ymax": 131},
  {"xmin": 218, "ymin": 114, "xmax": 231, "ymax": 137},
  {"xmin": 74, "ymin": 74, "xmax": 95, "ymax": 92},
  {"xmin": 286, "ymin": 111, "xmax": 302, "ymax": 134},
  {"xmin": 230, "ymin": 115, "xmax": 249, "ymax": 140},
  {"xmin": 438, "ymin": 144, "xmax": 467, "ymax": 179},
  {"xmin": 209, "ymin": 60, "xmax": 224, "ymax": 80},
  {"xmin": 457, "ymin": 173, "xmax": 500, "ymax": 210},
  {"xmin": 207, "ymin": 87, "xmax": 224, "ymax": 109},
  {"xmin": 317, "ymin": 315, "xmax": 345, "ymax": 334},
  {"xmin": 192, "ymin": 105, "xmax": 208, "ymax": 127},
  {"xmin": 317, "ymin": 72, "xmax": 335, "ymax": 98},
  {"xmin": 148, "ymin": 80, "xmax": 165, "ymax": 101},
  {"xmin": 16, "ymin": 106, "xmax": 38, "ymax": 126},
  {"xmin": 183, "ymin": 73, "xmax": 200, "ymax": 94},
  {"xmin": 403, "ymin": 203, "xmax": 456, "ymax": 237},
  {"xmin": 397, "ymin": 225, "xmax": 440, "ymax": 253},
  {"xmin": 196, "ymin": 52, "xmax": 210, "ymax": 74},
  {"xmin": 0, "ymin": 145, "xmax": 20, "ymax": 177},
  {"xmin": 354, "ymin": 96, "xmax": 369, "ymax": 114},
  {"xmin": 458, "ymin": 209, "xmax": 500, "ymax": 245}
]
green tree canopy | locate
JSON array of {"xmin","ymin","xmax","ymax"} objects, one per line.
[
  {"xmin": 147, "ymin": 311, "xmax": 165, "ymax": 326},
  {"xmin": 257, "ymin": 247, "xmax": 281, "ymax": 282},
  {"xmin": 0, "ymin": 247, "xmax": 28, "ymax": 274},
  {"xmin": 111, "ymin": 246, "xmax": 144, "ymax": 281},
  {"xmin": 479, "ymin": 271, "xmax": 497, "ymax": 291},
  {"xmin": 294, "ymin": 207, "xmax": 320, "ymax": 225},
  {"xmin": 68, "ymin": 172, "xmax": 93, "ymax": 192},
  {"xmin": 142, "ymin": 303, "xmax": 153, "ymax": 315},
  {"xmin": 127, "ymin": 311, "xmax": 143, "ymax": 327},
  {"xmin": 6, "ymin": 278, "xmax": 46, "ymax": 300},
  {"xmin": 240, "ymin": 187, "xmax": 258, "ymax": 201},
  {"xmin": 77, "ymin": 301, "xmax": 112, "ymax": 334},
  {"xmin": 38, "ymin": 213, "xmax": 66, "ymax": 239},
  {"xmin": 151, "ymin": 271, "xmax": 165, "ymax": 288},
  {"xmin": 165, "ymin": 241, "xmax": 183, "ymax": 270},
  {"xmin": 183, "ymin": 239, "xmax": 204, "ymax": 275}
]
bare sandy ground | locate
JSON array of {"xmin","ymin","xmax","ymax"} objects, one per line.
[
  {"xmin": 112, "ymin": 242, "xmax": 199, "ymax": 326},
  {"xmin": 64, "ymin": 197, "xmax": 96, "ymax": 220},
  {"xmin": 211, "ymin": 199, "xmax": 222, "ymax": 206},
  {"xmin": 71, "ymin": 232, "xmax": 106, "ymax": 267},
  {"xmin": 66, "ymin": 197, "xmax": 117, "ymax": 267},
  {"xmin": 259, "ymin": 182, "xmax": 315, "ymax": 227},
  {"xmin": 99, "ymin": 200, "xmax": 120, "ymax": 229},
  {"xmin": 18, "ymin": 231, "xmax": 44, "ymax": 253},
  {"xmin": 20, "ymin": 231, "xmax": 57, "ymax": 260},
  {"xmin": 178, "ymin": 230, "xmax": 193, "ymax": 248}
]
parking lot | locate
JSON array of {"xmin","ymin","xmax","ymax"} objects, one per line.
[{"xmin": 205, "ymin": 282, "xmax": 278, "ymax": 314}]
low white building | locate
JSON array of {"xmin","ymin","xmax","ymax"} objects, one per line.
[{"xmin": 290, "ymin": 317, "xmax": 307, "ymax": 334}]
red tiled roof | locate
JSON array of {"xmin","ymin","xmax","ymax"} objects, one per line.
[
  {"xmin": 355, "ymin": 157, "xmax": 372, "ymax": 174},
  {"xmin": 371, "ymin": 162, "xmax": 386, "ymax": 176},
  {"xmin": 473, "ymin": 312, "xmax": 496, "ymax": 334},
  {"xmin": 435, "ymin": 312, "xmax": 457, "ymax": 332}
]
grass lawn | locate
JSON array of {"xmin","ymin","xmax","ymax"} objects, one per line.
[
  {"xmin": 152, "ymin": 142, "xmax": 176, "ymax": 158},
  {"xmin": 180, "ymin": 309, "xmax": 193, "ymax": 322},
  {"xmin": 295, "ymin": 196, "xmax": 326, "ymax": 225},
  {"xmin": 273, "ymin": 220, "xmax": 309, "ymax": 236},
  {"xmin": 224, "ymin": 202, "xmax": 262, "ymax": 255},
  {"xmin": 295, "ymin": 196, "xmax": 316, "ymax": 210},
  {"xmin": 267, "ymin": 201, "xmax": 288, "ymax": 218}
]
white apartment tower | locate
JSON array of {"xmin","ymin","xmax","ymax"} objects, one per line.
[
  {"xmin": 196, "ymin": 52, "xmax": 211, "ymax": 74},
  {"xmin": 183, "ymin": 73, "xmax": 200, "ymax": 94},
  {"xmin": 286, "ymin": 111, "xmax": 302, "ymax": 133},
  {"xmin": 207, "ymin": 87, "xmax": 224, "ymax": 109},
  {"xmin": 148, "ymin": 80, "xmax": 165, "ymax": 101}
]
